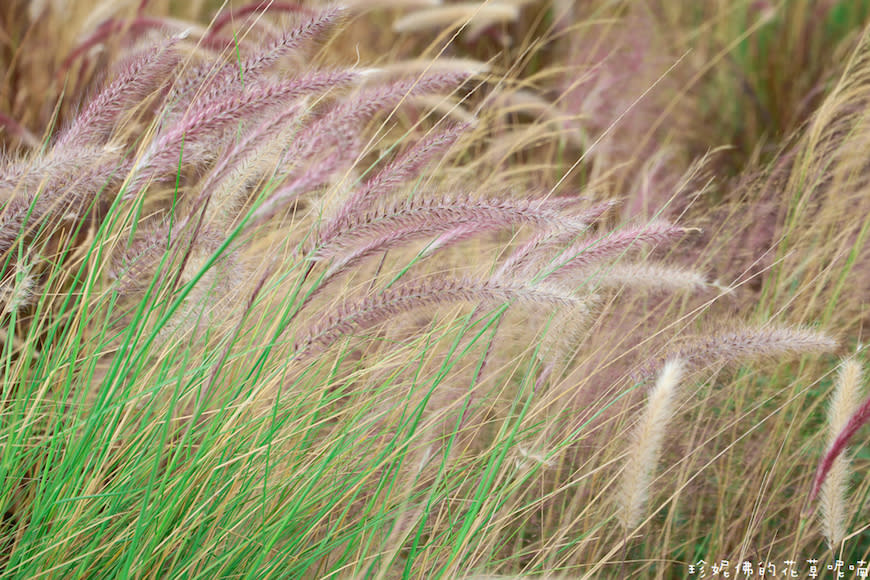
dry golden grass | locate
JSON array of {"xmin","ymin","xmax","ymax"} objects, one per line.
[{"xmin": 0, "ymin": 1, "xmax": 868, "ymax": 578}]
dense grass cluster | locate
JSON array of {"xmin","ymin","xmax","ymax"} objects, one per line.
[{"xmin": 0, "ymin": 1, "xmax": 868, "ymax": 578}]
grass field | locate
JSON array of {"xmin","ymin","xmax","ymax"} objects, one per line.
[{"xmin": 0, "ymin": 1, "xmax": 869, "ymax": 578}]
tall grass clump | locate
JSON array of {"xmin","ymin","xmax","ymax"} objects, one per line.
[{"xmin": 0, "ymin": 3, "xmax": 853, "ymax": 578}]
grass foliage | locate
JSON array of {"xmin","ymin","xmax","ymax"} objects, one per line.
[{"xmin": 0, "ymin": 1, "xmax": 868, "ymax": 578}]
